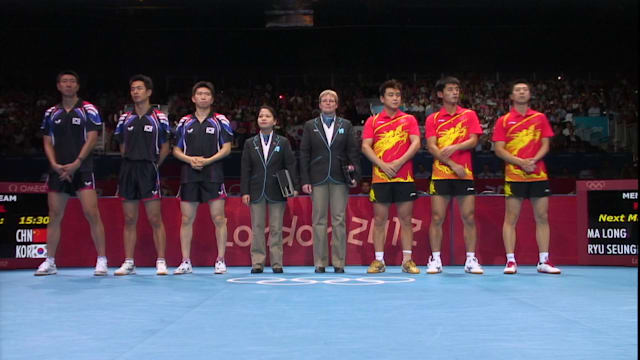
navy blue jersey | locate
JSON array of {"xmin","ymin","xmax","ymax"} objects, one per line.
[
  {"xmin": 175, "ymin": 112, "xmax": 234, "ymax": 183},
  {"xmin": 40, "ymin": 99, "xmax": 101, "ymax": 172},
  {"xmin": 114, "ymin": 108, "xmax": 170, "ymax": 162}
]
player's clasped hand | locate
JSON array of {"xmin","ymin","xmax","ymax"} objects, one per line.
[
  {"xmin": 521, "ymin": 158, "xmax": 536, "ymax": 173},
  {"xmin": 440, "ymin": 144, "xmax": 458, "ymax": 160},
  {"xmin": 189, "ymin": 156, "xmax": 206, "ymax": 171},
  {"xmin": 242, "ymin": 194, "xmax": 250, "ymax": 205},
  {"xmin": 450, "ymin": 163, "xmax": 467, "ymax": 178},
  {"xmin": 52, "ymin": 163, "xmax": 67, "ymax": 180},
  {"xmin": 388, "ymin": 159, "xmax": 403, "ymax": 173},
  {"xmin": 58, "ymin": 160, "xmax": 80, "ymax": 182},
  {"xmin": 378, "ymin": 162, "xmax": 397, "ymax": 178}
]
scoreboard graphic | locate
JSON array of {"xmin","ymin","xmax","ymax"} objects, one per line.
[
  {"xmin": 0, "ymin": 193, "xmax": 49, "ymax": 259},
  {"xmin": 586, "ymin": 190, "xmax": 638, "ymax": 255}
]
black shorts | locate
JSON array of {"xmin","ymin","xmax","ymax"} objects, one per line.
[
  {"xmin": 47, "ymin": 171, "xmax": 95, "ymax": 196},
  {"xmin": 118, "ymin": 159, "xmax": 160, "ymax": 201},
  {"xmin": 179, "ymin": 182, "xmax": 227, "ymax": 203},
  {"xmin": 370, "ymin": 182, "xmax": 417, "ymax": 203},
  {"xmin": 429, "ymin": 180, "xmax": 475, "ymax": 197},
  {"xmin": 505, "ymin": 181, "xmax": 551, "ymax": 198}
]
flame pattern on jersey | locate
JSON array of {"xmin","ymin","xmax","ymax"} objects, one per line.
[
  {"xmin": 372, "ymin": 123, "xmax": 414, "ymax": 182},
  {"xmin": 433, "ymin": 122, "xmax": 472, "ymax": 178}
]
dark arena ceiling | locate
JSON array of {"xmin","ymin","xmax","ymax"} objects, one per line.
[
  {"xmin": 2, "ymin": 0, "xmax": 636, "ymax": 28},
  {"xmin": 1, "ymin": 0, "xmax": 637, "ymax": 89}
]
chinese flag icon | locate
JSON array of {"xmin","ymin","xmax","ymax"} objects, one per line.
[{"xmin": 32, "ymin": 229, "xmax": 48, "ymax": 243}]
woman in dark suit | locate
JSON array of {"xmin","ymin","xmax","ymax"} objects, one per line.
[{"xmin": 240, "ymin": 106, "xmax": 298, "ymax": 273}]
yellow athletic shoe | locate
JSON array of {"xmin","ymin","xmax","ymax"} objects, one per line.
[
  {"xmin": 367, "ymin": 259, "xmax": 386, "ymax": 273},
  {"xmin": 402, "ymin": 259, "xmax": 420, "ymax": 274}
]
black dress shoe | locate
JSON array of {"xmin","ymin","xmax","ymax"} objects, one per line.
[
  {"xmin": 334, "ymin": 267, "xmax": 345, "ymax": 273},
  {"xmin": 250, "ymin": 268, "xmax": 263, "ymax": 274},
  {"xmin": 272, "ymin": 267, "xmax": 284, "ymax": 273},
  {"xmin": 314, "ymin": 266, "xmax": 325, "ymax": 273}
]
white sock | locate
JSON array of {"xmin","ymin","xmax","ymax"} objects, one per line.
[
  {"xmin": 432, "ymin": 252, "xmax": 441, "ymax": 261},
  {"xmin": 182, "ymin": 258, "xmax": 191, "ymax": 264},
  {"xmin": 375, "ymin": 252, "xmax": 384, "ymax": 262},
  {"xmin": 46, "ymin": 257, "xmax": 55, "ymax": 265},
  {"xmin": 466, "ymin": 252, "xmax": 475, "ymax": 259},
  {"xmin": 97, "ymin": 256, "xmax": 107, "ymax": 262},
  {"xmin": 506, "ymin": 253, "xmax": 515, "ymax": 262},
  {"xmin": 157, "ymin": 258, "xmax": 166, "ymax": 263},
  {"xmin": 125, "ymin": 258, "xmax": 134, "ymax": 265},
  {"xmin": 539, "ymin": 252, "xmax": 549, "ymax": 263}
]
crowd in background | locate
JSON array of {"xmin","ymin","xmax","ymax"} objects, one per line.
[{"xmin": 1, "ymin": 73, "xmax": 637, "ymax": 179}]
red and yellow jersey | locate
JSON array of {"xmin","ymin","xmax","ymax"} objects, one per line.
[
  {"xmin": 425, "ymin": 106, "xmax": 482, "ymax": 180},
  {"xmin": 362, "ymin": 109, "xmax": 420, "ymax": 183},
  {"xmin": 492, "ymin": 108, "xmax": 554, "ymax": 182}
]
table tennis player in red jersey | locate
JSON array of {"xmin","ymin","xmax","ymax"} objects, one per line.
[
  {"xmin": 361, "ymin": 80, "xmax": 422, "ymax": 274},
  {"xmin": 493, "ymin": 79, "xmax": 561, "ymax": 275},
  {"xmin": 425, "ymin": 76, "xmax": 484, "ymax": 275}
]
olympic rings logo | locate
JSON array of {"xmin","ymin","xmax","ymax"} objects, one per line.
[
  {"xmin": 227, "ymin": 276, "xmax": 416, "ymax": 286},
  {"xmin": 586, "ymin": 181, "xmax": 606, "ymax": 191}
]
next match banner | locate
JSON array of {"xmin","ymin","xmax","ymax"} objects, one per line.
[
  {"xmin": 577, "ymin": 180, "xmax": 638, "ymax": 266},
  {"xmin": 587, "ymin": 190, "xmax": 638, "ymax": 255}
]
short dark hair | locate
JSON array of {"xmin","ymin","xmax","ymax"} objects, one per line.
[
  {"xmin": 509, "ymin": 79, "xmax": 530, "ymax": 94},
  {"xmin": 435, "ymin": 76, "xmax": 460, "ymax": 92},
  {"xmin": 192, "ymin": 81, "xmax": 214, "ymax": 96},
  {"xmin": 259, "ymin": 105, "xmax": 277, "ymax": 120},
  {"xmin": 379, "ymin": 79, "xmax": 402, "ymax": 97},
  {"xmin": 129, "ymin": 74, "xmax": 153, "ymax": 90},
  {"xmin": 56, "ymin": 70, "xmax": 80, "ymax": 83}
]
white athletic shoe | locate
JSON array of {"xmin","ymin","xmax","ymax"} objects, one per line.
[
  {"xmin": 173, "ymin": 261, "xmax": 193, "ymax": 275},
  {"xmin": 214, "ymin": 259, "xmax": 227, "ymax": 274},
  {"xmin": 114, "ymin": 261, "xmax": 136, "ymax": 276},
  {"xmin": 94, "ymin": 258, "xmax": 108, "ymax": 276},
  {"xmin": 426, "ymin": 256, "xmax": 443, "ymax": 274},
  {"xmin": 156, "ymin": 259, "xmax": 168, "ymax": 276},
  {"xmin": 464, "ymin": 257, "xmax": 484, "ymax": 274},
  {"xmin": 537, "ymin": 261, "xmax": 561, "ymax": 274},
  {"xmin": 504, "ymin": 261, "xmax": 517, "ymax": 274},
  {"xmin": 35, "ymin": 260, "xmax": 57, "ymax": 276}
]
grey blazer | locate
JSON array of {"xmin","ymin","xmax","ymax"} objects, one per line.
[{"xmin": 299, "ymin": 116, "xmax": 360, "ymax": 186}]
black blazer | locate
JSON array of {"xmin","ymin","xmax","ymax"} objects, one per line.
[
  {"xmin": 299, "ymin": 116, "xmax": 360, "ymax": 186},
  {"xmin": 240, "ymin": 134, "xmax": 299, "ymax": 203}
]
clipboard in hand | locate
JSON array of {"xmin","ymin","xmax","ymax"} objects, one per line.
[
  {"xmin": 276, "ymin": 169, "xmax": 295, "ymax": 197},
  {"xmin": 342, "ymin": 163, "xmax": 356, "ymax": 185}
]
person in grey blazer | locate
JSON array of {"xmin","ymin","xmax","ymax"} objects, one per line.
[
  {"xmin": 241, "ymin": 106, "xmax": 298, "ymax": 273},
  {"xmin": 299, "ymin": 90, "xmax": 360, "ymax": 273}
]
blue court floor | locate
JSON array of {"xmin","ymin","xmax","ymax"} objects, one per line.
[{"xmin": 0, "ymin": 266, "xmax": 637, "ymax": 360}]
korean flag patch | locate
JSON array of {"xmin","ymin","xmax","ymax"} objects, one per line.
[
  {"xmin": 206, "ymin": 127, "xmax": 215, "ymax": 134},
  {"xmin": 144, "ymin": 125, "xmax": 153, "ymax": 132},
  {"xmin": 72, "ymin": 117, "xmax": 81, "ymax": 125}
]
